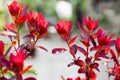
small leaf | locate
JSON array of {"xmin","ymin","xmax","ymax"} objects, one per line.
[
  {"xmin": 52, "ymin": 48, "xmax": 67, "ymax": 54},
  {"xmin": 90, "ymin": 35, "xmax": 96, "ymax": 47},
  {"xmin": 68, "ymin": 35, "xmax": 78, "ymax": 45},
  {"xmin": 74, "ymin": 59, "xmax": 85, "ymax": 67},
  {"xmin": 78, "ymin": 67, "xmax": 86, "ymax": 73},
  {"xmin": 1, "ymin": 31, "xmax": 16, "ymax": 36},
  {"xmin": 20, "ymin": 65, "xmax": 32, "ymax": 74},
  {"xmin": 67, "ymin": 78, "xmax": 73, "ymax": 80},
  {"xmin": 67, "ymin": 62, "xmax": 75, "ymax": 67},
  {"xmin": 76, "ymin": 46, "xmax": 87, "ymax": 56},
  {"xmin": 90, "ymin": 45, "xmax": 100, "ymax": 51},
  {"xmin": 24, "ymin": 77, "xmax": 36, "ymax": 80},
  {"xmin": 104, "ymin": 40, "xmax": 116, "ymax": 49},
  {"xmin": 23, "ymin": 34, "xmax": 34, "ymax": 39},
  {"xmin": 91, "ymin": 63, "xmax": 100, "ymax": 72},
  {"xmin": 77, "ymin": 21, "xmax": 84, "ymax": 32},
  {"xmin": 4, "ymin": 46, "xmax": 12, "ymax": 57},
  {"xmin": 95, "ymin": 50, "xmax": 109, "ymax": 60},
  {"xmin": 77, "ymin": 21, "xmax": 89, "ymax": 41},
  {"xmin": 110, "ymin": 49, "xmax": 119, "ymax": 65},
  {"xmin": 85, "ymin": 57, "xmax": 92, "ymax": 64},
  {"xmin": 70, "ymin": 45, "xmax": 77, "ymax": 58},
  {"xmin": 81, "ymin": 40, "xmax": 90, "ymax": 47},
  {"xmin": 0, "ymin": 57, "xmax": 11, "ymax": 70},
  {"xmin": 36, "ymin": 46, "xmax": 48, "ymax": 52},
  {"xmin": 75, "ymin": 77, "xmax": 81, "ymax": 80}
]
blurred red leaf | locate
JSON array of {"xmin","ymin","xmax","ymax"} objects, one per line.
[
  {"xmin": 81, "ymin": 40, "xmax": 90, "ymax": 47},
  {"xmin": 52, "ymin": 48, "xmax": 67, "ymax": 54},
  {"xmin": 67, "ymin": 78, "xmax": 73, "ymax": 80},
  {"xmin": 77, "ymin": 21, "xmax": 89, "ymax": 41},
  {"xmin": 1, "ymin": 31, "xmax": 16, "ymax": 36},
  {"xmin": 110, "ymin": 49, "xmax": 119, "ymax": 65},
  {"xmin": 20, "ymin": 65, "xmax": 32, "ymax": 74},
  {"xmin": 74, "ymin": 59, "xmax": 85, "ymax": 67},
  {"xmin": 36, "ymin": 46, "xmax": 48, "ymax": 52},
  {"xmin": 76, "ymin": 46, "xmax": 87, "ymax": 56},
  {"xmin": 90, "ymin": 35, "xmax": 96, "ymax": 47},
  {"xmin": 68, "ymin": 35, "xmax": 78, "ymax": 45},
  {"xmin": 70, "ymin": 45, "xmax": 77, "ymax": 58},
  {"xmin": 25, "ymin": 77, "xmax": 36, "ymax": 80},
  {"xmin": 78, "ymin": 67, "xmax": 86, "ymax": 74},
  {"xmin": 75, "ymin": 77, "xmax": 81, "ymax": 80},
  {"xmin": 90, "ymin": 46, "xmax": 100, "ymax": 51},
  {"xmin": 104, "ymin": 40, "xmax": 116, "ymax": 49}
]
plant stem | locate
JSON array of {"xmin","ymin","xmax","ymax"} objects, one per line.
[
  {"xmin": 25, "ymin": 37, "xmax": 39, "ymax": 59},
  {"xmin": 17, "ymin": 25, "xmax": 20, "ymax": 47},
  {"xmin": 66, "ymin": 40, "xmax": 76, "ymax": 59}
]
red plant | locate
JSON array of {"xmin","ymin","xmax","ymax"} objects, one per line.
[
  {"xmin": 83, "ymin": 16, "xmax": 99, "ymax": 33},
  {"xmin": 55, "ymin": 20, "xmax": 72, "ymax": 41},
  {"xmin": 0, "ymin": 1, "xmax": 120, "ymax": 80},
  {"xmin": 8, "ymin": 0, "xmax": 27, "ymax": 25},
  {"xmin": 53, "ymin": 16, "xmax": 118, "ymax": 80}
]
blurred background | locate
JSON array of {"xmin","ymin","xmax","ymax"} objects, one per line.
[{"xmin": 0, "ymin": 0, "xmax": 120, "ymax": 80}]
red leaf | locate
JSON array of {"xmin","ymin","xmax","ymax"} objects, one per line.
[
  {"xmin": 70, "ymin": 45, "xmax": 77, "ymax": 58},
  {"xmin": 36, "ymin": 46, "xmax": 48, "ymax": 52},
  {"xmin": 81, "ymin": 40, "xmax": 90, "ymax": 47},
  {"xmin": 67, "ymin": 78, "xmax": 73, "ymax": 80},
  {"xmin": 90, "ymin": 35, "xmax": 96, "ymax": 47},
  {"xmin": 76, "ymin": 46, "xmax": 87, "ymax": 56},
  {"xmin": 1, "ymin": 31, "xmax": 16, "ymax": 36},
  {"xmin": 104, "ymin": 40, "xmax": 116, "ymax": 49},
  {"xmin": 91, "ymin": 63, "xmax": 100, "ymax": 72},
  {"xmin": 110, "ymin": 49, "xmax": 119, "ymax": 65},
  {"xmin": 23, "ymin": 34, "xmax": 34, "ymax": 39},
  {"xmin": 25, "ymin": 77, "xmax": 36, "ymax": 80},
  {"xmin": 90, "ymin": 45, "xmax": 100, "ymax": 51},
  {"xmin": 85, "ymin": 57, "xmax": 92, "ymax": 64},
  {"xmin": 77, "ymin": 21, "xmax": 89, "ymax": 41},
  {"xmin": 68, "ymin": 35, "xmax": 78, "ymax": 45},
  {"xmin": 78, "ymin": 67, "xmax": 86, "ymax": 73},
  {"xmin": 20, "ymin": 65, "xmax": 32, "ymax": 74},
  {"xmin": 52, "ymin": 48, "xmax": 67, "ymax": 54},
  {"xmin": 67, "ymin": 62, "xmax": 75, "ymax": 67},
  {"xmin": 74, "ymin": 59, "xmax": 85, "ymax": 67},
  {"xmin": 75, "ymin": 77, "xmax": 81, "ymax": 80},
  {"xmin": 77, "ymin": 21, "xmax": 84, "ymax": 32}
]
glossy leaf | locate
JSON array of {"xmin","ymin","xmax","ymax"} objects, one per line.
[
  {"xmin": 1, "ymin": 31, "xmax": 16, "ymax": 36},
  {"xmin": 78, "ymin": 67, "xmax": 86, "ymax": 74},
  {"xmin": 76, "ymin": 46, "xmax": 87, "ymax": 56},
  {"xmin": 67, "ymin": 62, "xmax": 75, "ymax": 67},
  {"xmin": 110, "ymin": 49, "xmax": 119, "ymax": 65},
  {"xmin": 75, "ymin": 77, "xmax": 81, "ymax": 80},
  {"xmin": 20, "ymin": 65, "xmax": 32, "ymax": 74},
  {"xmin": 74, "ymin": 59, "xmax": 85, "ymax": 67},
  {"xmin": 90, "ymin": 45, "xmax": 100, "ymax": 51},
  {"xmin": 90, "ymin": 35, "xmax": 96, "ymax": 47},
  {"xmin": 104, "ymin": 40, "xmax": 116, "ymax": 49},
  {"xmin": 70, "ymin": 45, "xmax": 77, "ymax": 58},
  {"xmin": 36, "ymin": 46, "xmax": 48, "ymax": 52},
  {"xmin": 81, "ymin": 40, "xmax": 90, "ymax": 47},
  {"xmin": 77, "ymin": 21, "xmax": 89, "ymax": 41},
  {"xmin": 52, "ymin": 48, "xmax": 67, "ymax": 54},
  {"xmin": 67, "ymin": 78, "xmax": 73, "ymax": 80},
  {"xmin": 25, "ymin": 77, "xmax": 36, "ymax": 80},
  {"xmin": 0, "ymin": 57, "xmax": 11, "ymax": 70},
  {"xmin": 68, "ymin": 35, "xmax": 78, "ymax": 45}
]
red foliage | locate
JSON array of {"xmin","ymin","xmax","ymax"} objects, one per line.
[{"xmin": 55, "ymin": 20, "xmax": 72, "ymax": 41}]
